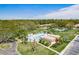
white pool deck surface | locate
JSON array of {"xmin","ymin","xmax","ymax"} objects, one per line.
[
  {"xmin": 27, "ymin": 32, "xmax": 45, "ymax": 42},
  {"xmin": 60, "ymin": 35, "xmax": 79, "ymax": 55},
  {"xmin": 27, "ymin": 32, "xmax": 60, "ymax": 42}
]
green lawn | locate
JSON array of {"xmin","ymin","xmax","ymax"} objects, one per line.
[
  {"xmin": 17, "ymin": 42, "xmax": 56, "ymax": 55},
  {"xmin": 0, "ymin": 20, "xmax": 79, "ymax": 55},
  {"xmin": 47, "ymin": 29, "xmax": 79, "ymax": 52},
  {"xmin": 36, "ymin": 29, "xmax": 78, "ymax": 52},
  {"xmin": 0, "ymin": 43, "xmax": 10, "ymax": 49},
  {"xmin": 17, "ymin": 28, "xmax": 79, "ymax": 55}
]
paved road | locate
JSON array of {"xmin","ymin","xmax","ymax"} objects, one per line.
[
  {"xmin": 0, "ymin": 42, "xmax": 18, "ymax": 55},
  {"xmin": 60, "ymin": 35, "xmax": 79, "ymax": 55}
]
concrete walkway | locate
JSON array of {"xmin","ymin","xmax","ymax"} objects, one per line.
[
  {"xmin": 60, "ymin": 35, "xmax": 79, "ymax": 55},
  {"xmin": 0, "ymin": 42, "xmax": 18, "ymax": 55},
  {"xmin": 37, "ymin": 42, "xmax": 60, "ymax": 54}
]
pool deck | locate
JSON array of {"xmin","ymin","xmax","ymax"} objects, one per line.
[{"xmin": 60, "ymin": 35, "xmax": 79, "ymax": 55}]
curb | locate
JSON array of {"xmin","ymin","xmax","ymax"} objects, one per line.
[{"xmin": 60, "ymin": 35, "xmax": 79, "ymax": 55}]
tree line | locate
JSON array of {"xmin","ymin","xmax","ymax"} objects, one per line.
[{"xmin": 0, "ymin": 19, "xmax": 79, "ymax": 43}]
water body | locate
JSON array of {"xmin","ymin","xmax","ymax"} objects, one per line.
[{"xmin": 27, "ymin": 32, "xmax": 46, "ymax": 42}]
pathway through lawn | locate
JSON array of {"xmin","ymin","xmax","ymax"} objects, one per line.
[{"xmin": 37, "ymin": 42, "xmax": 60, "ymax": 54}]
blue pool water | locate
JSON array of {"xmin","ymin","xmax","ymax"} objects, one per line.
[{"xmin": 27, "ymin": 32, "xmax": 46, "ymax": 42}]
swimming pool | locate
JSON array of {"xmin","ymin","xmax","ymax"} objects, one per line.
[{"xmin": 27, "ymin": 32, "xmax": 46, "ymax": 42}]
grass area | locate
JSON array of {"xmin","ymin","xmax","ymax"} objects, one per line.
[
  {"xmin": 17, "ymin": 29, "xmax": 79, "ymax": 55},
  {"xmin": 17, "ymin": 42, "xmax": 56, "ymax": 55},
  {"xmin": 51, "ymin": 43, "xmax": 68, "ymax": 52},
  {"xmin": 0, "ymin": 43, "xmax": 10, "ymax": 49},
  {"xmin": 0, "ymin": 20, "xmax": 78, "ymax": 55},
  {"xmin": 47, "ymin": 29, "xmax": 79, "ymax": 52},
  {"xmin": 37, "ymin": 29, "xmax": 78, "ymax": 52}
]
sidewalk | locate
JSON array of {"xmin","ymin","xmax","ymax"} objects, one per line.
[{"xmin": 60, "ymin": 35, "xmax": 79, "ymax": 55}]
